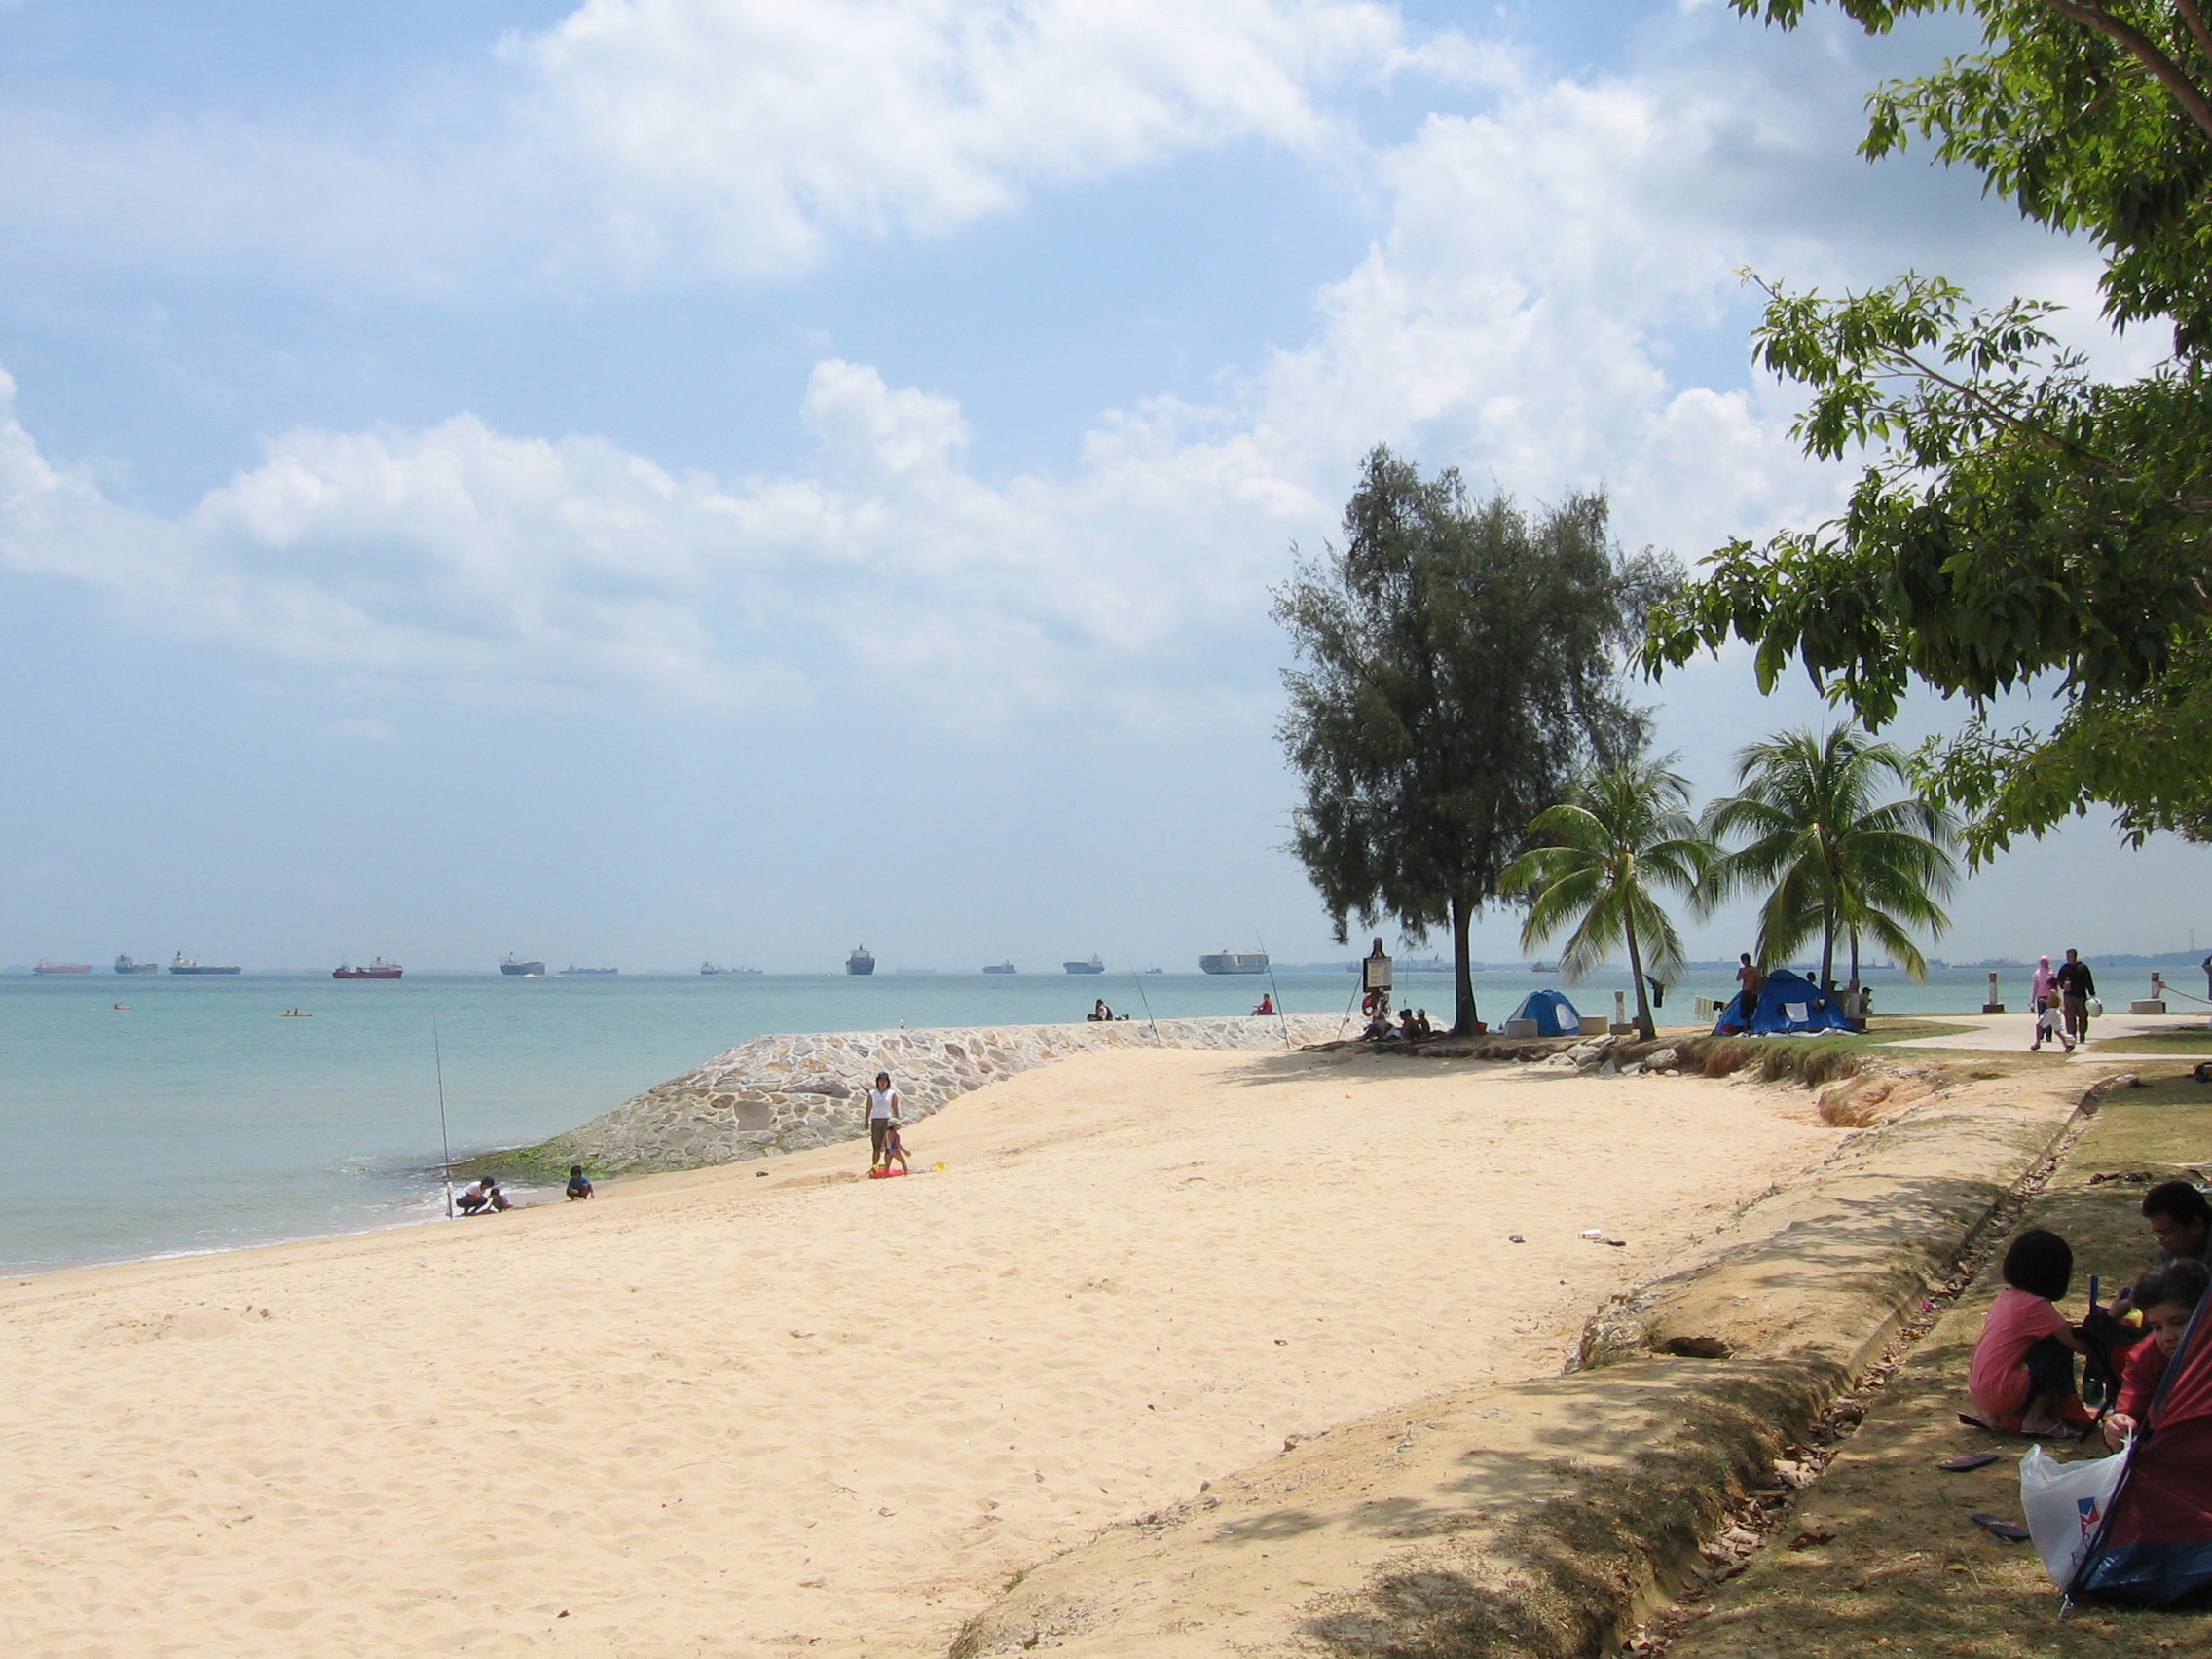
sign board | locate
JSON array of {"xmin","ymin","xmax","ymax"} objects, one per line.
[{"xmin": 1362, "ymin": 951, "xmax": 1393, "ymax": 993}]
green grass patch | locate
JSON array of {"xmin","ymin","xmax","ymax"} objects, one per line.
[
  {"xmin": 2064, "ymin": 1067, "xmax": 2212, "ymax": 1177},
  {"xmin": 2087, "ymin": 1027, "xmax": 2212, "ymax": 1054}
]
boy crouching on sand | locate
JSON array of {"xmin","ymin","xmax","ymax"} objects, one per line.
[
  {"xmin": 1968, "ymin": 1229, "xmax": 2098, "ymax": 1435},
  {"xmin": 2104, "ymin": 1258, "xmax": 2210, "ymax": 1449}
]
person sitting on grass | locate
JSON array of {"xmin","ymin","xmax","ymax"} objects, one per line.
[
  {"xmin": 2145, "ymin": 1180, "xmax": 2212, "ymax": 1268},
  {"xmin": 456, "ymin": 1178, "xmax": 494, "ymax": 1215},
  {"xmin": 566, "ymin": 1164, "xmax": 594, "ymax": 1201},
  {"xmin": 1967, "ymin": 1229, "xmax": 2097, "ymax": 1436},
  {"xmin": 2104, "ymin": 1258, "xmax": 2210, "ymax": 1451}
]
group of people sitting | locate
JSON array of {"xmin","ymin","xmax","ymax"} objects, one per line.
[
  {"xmin": 1969, "ymin": 1179, "xmax": 2209, "ymax": 1444},
  {"xmin": 1359, "ymin": 1006, "xmax": 1435, "ymax": 1044},
  {"xmin": 454, "ymin": 1163, "xmax": 596, "ymax": 1214},
  {"xmin": 1086, "ymin": 1000, "xmax": 1128, "ymax": 1022}
]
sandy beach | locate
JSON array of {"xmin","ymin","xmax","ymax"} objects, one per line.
[{"xmin": 0, "ymin": 1046, "xmax": 1846, "ymax": 1658}]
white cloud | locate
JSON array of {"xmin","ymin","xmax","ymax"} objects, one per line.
[
  {"xmin": 0, "ymin": 7, "xmax": 2125, "ymax": 720},
  {"xmin": 0, "ymin": 0, "xmax": 1428, "ymax": 290}
]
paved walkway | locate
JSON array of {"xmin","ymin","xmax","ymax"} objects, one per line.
[{"xmin": 1882, "ymin": 1006, "xmax": 2210, "ymax": 1060}]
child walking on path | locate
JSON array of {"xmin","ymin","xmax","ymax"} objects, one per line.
[
  {"xmin": 1968, "ymin": 1229, "xmax": 2097, "ymax": 1435},
  {"xmin": 2031, "ymin": 996, "xmax": 2075, "ymax": 1053}
]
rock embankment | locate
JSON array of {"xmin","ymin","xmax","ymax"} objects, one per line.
[{"xmin": 506, "ymin": 1014, "xmax": 1345, "ymax": 1176}]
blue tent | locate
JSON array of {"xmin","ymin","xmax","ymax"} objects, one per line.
[
  {"xmin": 1510, "ymin": 988, "xmax": 1583, "ymax": 1037},
  {"xmin": 1714, "ymin": 968, "xmax": 1852, "ymax": 1036}
]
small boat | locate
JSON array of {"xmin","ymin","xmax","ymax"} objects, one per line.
[
  {"xmin": 1198, "ymin": 949, "xmax": 1269, "ymax": 976},
  {"xmin": 169, "ymin": 953, "xmax": 241, "ymax": 975},
  {"xmin": 560, "ymin": 966, "xmax": 617, "ymax": 976},
  {"xmin": 847, "ymin": 946, "xmax": 876, "ymax": 977},
  {"xmin": 1063, "ymin": 955, "xmax": 1107, "ymax": 975},
  {"xmin": 114, "ymin": 955, "xmax": 160, "ymax": 975},
  {"xmin": 500, "ymin": 954, "xmax": 547, "ymax": 977},
  {"xmin": 110, "ymin": 1004, "xmax": 129, "ymax": 1012},
  {"xmin": 279, "ymin": 1008, "xmax": 312, "ymax": 1018},
  {"xmin": 982, "ymin": 961, "xmax": 1016, "ymax": 974},
  {"xmin": 1530, "ymin": 962, "xmax": 1558, "ymax": 975},
  {"xmin": 33, "ymin": 960, "xmax": 92, "ymax": 975},
  {"xmin": 1143, "ymin": 967, "xmax": 1163, "ymax": 975},
  {"xmin": 333, "ymin": 958, "xmax": 403, "ymax": 979}
]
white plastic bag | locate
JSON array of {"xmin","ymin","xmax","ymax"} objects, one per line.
[
  {"xmin": 2020, "ymin": 1442, "xmax": 2129, "ymax": 1588},
  {"xmin": 2087, "ymin": 996, "xmax": 2105, "ymax": 1018}
]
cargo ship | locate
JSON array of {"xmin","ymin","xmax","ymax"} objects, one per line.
[
  {"xmin": 169, "ymin": 953, "xmax": 241, "ymax": 975},
  {"xmin": 1198, "ymin": 949, "xmax": 1269, "ymax": 976},
  {"xmin": 114, "ymin": 955, "xmax": 160, "ymax": 975},
  {"xmin": 1063, "ymin": 955, "xmax": 1106, "ymax": 975},
  {"xmin": 560, "ymin": 966, "xmax": 617, "ymax": 976},
  {"xmin": 334, "ymin": 959, "xmax": 403, "ymax": 979},
  {"xmin": 700, "ymin": 962, "xmax": 762, "ymax": 976},
  {"xmin": 847, "ymin": 946, "xmax": 876, "ymax": 976},
  {"xmin": 34, "ymin": 959, "xmax": 92, "ymax": 975},
  {"xmin": 500, "ymin": 954, "xmax": 546, "ymax": 977},
  {"xmin": 982, "ymin": 960, "xmax": 1016, "ymax": 974}
]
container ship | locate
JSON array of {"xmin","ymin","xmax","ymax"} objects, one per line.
[
  {"xmin": 560, "ymin": 966, "xmax": 617, "ymax": 976},
  {"xmin": 846, "ymin": 946, "xmax": 876, "ymax": 976},
  {"xmin": 1063, "ymin": 955, "xmax": 1106, "ymax": 975},
  {"xmin": 333, "ymin": 959, "xmax": 403, "ymax": 979},
  {"xmin": 1198, "ymin": 949, "xmax": 1269, "ymax": 976},
  {"xmin": 33, "ymin": 959, "xmax": 92, "ymax": 975},
  {"xmin": 169, "ymin": 953, "xmax": 241, "ymax": 975},
  {"xmin": 500, "ymin": 954, "xmax": 547, "ymax": 977},
  {"xmin": 982, "ymin": 960, "xmax": 1016, "ymax": 974}
]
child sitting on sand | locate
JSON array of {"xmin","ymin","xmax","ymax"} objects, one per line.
[
  {"xmin": 566, "ymin": 1164, "xmax": 594, "ymax": 1201},
  {"xmin": 879, "ymin": 1122, "xmax": 911, "ymax": 1175},
  {"xmin": 1968, "ymin": 1229, "xmax": 2097, "ymax": 1435},
  {"xmin": 2103, "ymin": 1258, "xmax": 2209, "ymax": 1450}
]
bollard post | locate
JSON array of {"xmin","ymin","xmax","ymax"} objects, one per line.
[
  {"xmin": 1981, "ymin": 971, "xmax": 2006, "ymax": 1014},
  {"xmin": 2132, "ymin": 972, "xmax": 2169, "ymax": 1015}
]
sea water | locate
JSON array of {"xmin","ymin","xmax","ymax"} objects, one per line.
[{"xmin": 0, "ymin": 963, "xmax": 2068, "ymax": 1275}]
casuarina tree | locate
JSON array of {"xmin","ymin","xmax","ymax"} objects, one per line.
[
  {"xmin": 1702, "ymin": 724, "xmax": 1960, "ymax": 990},
  {"xmin": 1275, "ymin": 446, "xmax": 1676, "ymax": 1034},
  {"xmin": 1499, "ymin": 756, "xmax": 1712, "ymax": 1042}
]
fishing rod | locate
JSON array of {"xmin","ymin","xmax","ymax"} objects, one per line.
[
  {"xmin": 1124, "ymin": 953, "xmax": 1160, "ymax": 1037},
  {"xmin": 1254, "ymin": 933, "xmax": 1292, "ymax": 1049},
  {"xmin": 432, "ymin": 1014, "xmax": 455, "ymax": 1220}
]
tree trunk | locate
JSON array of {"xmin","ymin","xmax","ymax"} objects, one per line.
[
  {"xmin": 1819, "ymin": 904, "xmax": 1837, "ymax": 993},
  {"xmin": 1624, "ymin": 901, "xmax": 1654, "ymax": 1042},
  {"xmin": 1451, "ymin": 894, "xmax": 1478, "ymax": 1036}
]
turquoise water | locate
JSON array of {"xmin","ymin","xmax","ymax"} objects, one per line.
[{"xmin": 0, "ymin": 963, "xmax": 2071, "ymax": 1275}]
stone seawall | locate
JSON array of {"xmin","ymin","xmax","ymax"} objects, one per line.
[{"xmin": 506, "ymin": 1014, "xmax": 1346, "ymax": 1176}]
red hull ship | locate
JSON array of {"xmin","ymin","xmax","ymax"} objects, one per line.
[
  {"xmin": 34, "ymin": 960, "xmax": 92, "ymax": 974},
  {"xmin": 333, "ymin": 959, "xmax": 403, "ymax": 979}
]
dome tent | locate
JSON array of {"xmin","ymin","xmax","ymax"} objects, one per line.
[
  {"xmin": 1509, "ymin": 988, "xmax": 1583, "ymax": 1037},
  {"xmin": 1714, "ymin": 969, "xmax": 1852, "ymax": 1036}
]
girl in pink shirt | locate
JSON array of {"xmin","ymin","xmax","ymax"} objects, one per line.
[{"xmin": 1969, "ymin": 1229, "xmax": 2095, "ymax": 1435}]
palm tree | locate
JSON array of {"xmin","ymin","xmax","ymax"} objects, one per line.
[
  {"xmin": 1703, "ymin": 725, "xmax": 1959, "ymax": 990},
  {"xmin": 1501, "ymin": 757, "xmax": 1711, "ymax": 1041}
]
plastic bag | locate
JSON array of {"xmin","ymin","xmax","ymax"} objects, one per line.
[
  {"xmin": 2020, "ymin": 1442, "xmax": 2129, "ymax": 1588},
  {"xmin": 2087, "ymin": 996, "xmax": 2105, "ymax": 1018}
]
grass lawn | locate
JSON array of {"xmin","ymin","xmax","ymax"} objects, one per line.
[
  {"xmin": 2089, "ymin": 1028, "xmax": 2212, "ymax": 1055},
  {"xmin": 1666, "ymin": 1064, "xmax": 2212, "ymax": 1658}
]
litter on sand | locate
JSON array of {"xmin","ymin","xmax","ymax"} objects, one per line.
[
  {"xmin": 1971, "ymin": 1512, "xmax": 2031, "ymax": 1542},
  {"xmin": 1938, "ymin": 1453, "xmax": 2001, "ymax": 1472}
]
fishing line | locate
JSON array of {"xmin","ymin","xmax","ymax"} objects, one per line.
[
  {"xmin": 1255, "ymin": 933, "xmax": 1292, "ymax": 1049},
  {"xmin": 1124, "ymin": 954, "xmax": 1159, "ymax": 1037},
  {"xmin": 432, "ymin": 1014, "xmax": 455, "ymax": 1220}
]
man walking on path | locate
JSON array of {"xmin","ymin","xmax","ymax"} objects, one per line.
[{"xmin": 2055, "ymin": 949, "xmax": 2097, "ymax": 1045}]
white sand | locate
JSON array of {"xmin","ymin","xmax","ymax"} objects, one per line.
[{"xmin": 0, "ymin": 1048, "xmax": 1841, "ymax": 1657}]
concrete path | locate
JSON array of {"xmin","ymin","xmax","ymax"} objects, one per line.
[{"xmin": 1882, "ymin": 1006, "xmax": 2210, "ymax": 1059}]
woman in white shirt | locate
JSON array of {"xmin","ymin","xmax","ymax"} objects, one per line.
[{"xmin": 864, "ymin": 1071, "xmax": 902, "ymax": 1168}]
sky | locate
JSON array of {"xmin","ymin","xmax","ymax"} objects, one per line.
[{"xmin": 0, "ymin": 0, "xmax": 2203, "ymax": 975}]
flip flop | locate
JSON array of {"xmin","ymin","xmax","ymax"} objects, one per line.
[
  {"xmin": 1971, "ymin": 1513, "xmax": 2031, "ymax": 1542},
  {"xmin": 1957, "ymin": 1413, "xmax": 1999, "ymax": 1432},
  {"xmin": 1938, "ymin": 1453, "xmax": 2000, "ymax": 1472}
]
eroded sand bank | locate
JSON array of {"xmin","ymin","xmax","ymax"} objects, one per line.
[{"xmin": 0, "ymin": 1047, "xmax": 1843, "ymax": 1658}]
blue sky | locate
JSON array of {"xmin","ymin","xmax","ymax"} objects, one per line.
[{"xmin": 0, "ymin": 0, "xmax": 2202, "ymax": 975}]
